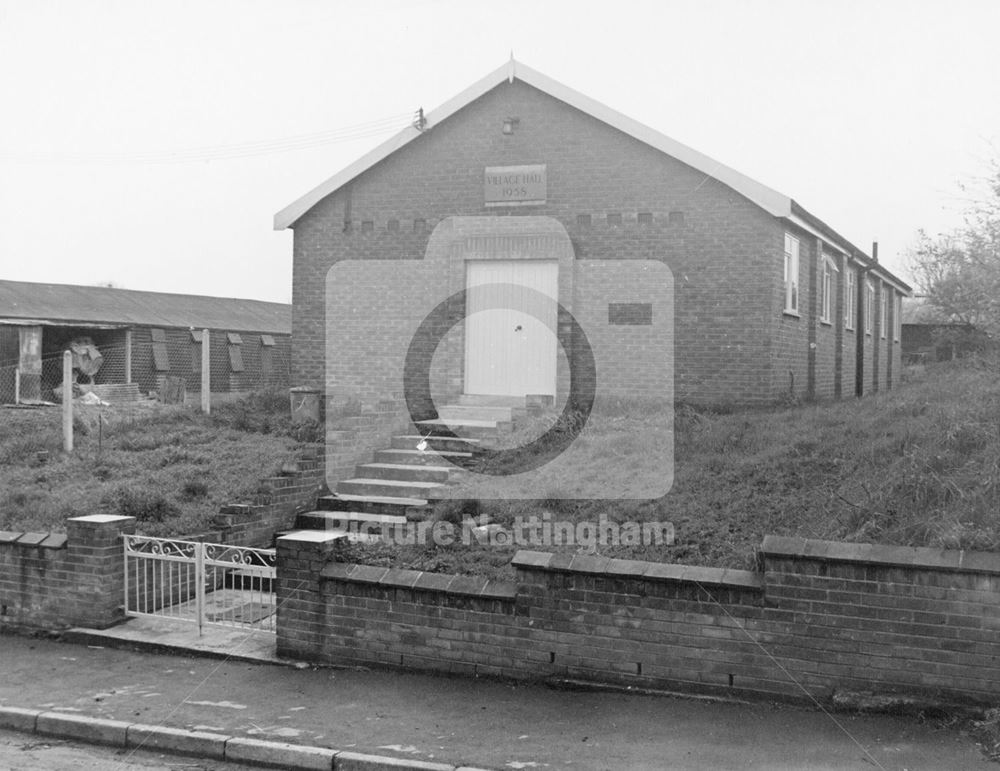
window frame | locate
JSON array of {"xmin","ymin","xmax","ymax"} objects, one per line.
[
  {"xmin": 880, "ymin": 286, "xmax": 888, "ymax": 339},
  {"xmin": 820, "ymin": 255, "xmax": 838, "ymax": 325},
  {"xmin": 783, "ymin": 233, "xmax": 800, "ymax": 316},
  {"xmin": 894, "ymin": 295, "xmax": 902, "ymax": 342},
  {"xmin": 844, "ymin": 266, "xmax": 856, "ymax": 330}
]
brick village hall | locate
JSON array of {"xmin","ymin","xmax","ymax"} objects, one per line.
[{"xmin": 275, "ymin": 58, "xmax": 910, "ymax": 414}]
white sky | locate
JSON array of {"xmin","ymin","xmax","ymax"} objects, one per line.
[{"xmin": 1, "ymin": 0, "xmax": 998, "ymax": 304}]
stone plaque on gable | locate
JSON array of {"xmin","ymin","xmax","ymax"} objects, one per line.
[{"xmin": 484, "ymin": 164, "xmax": 546, "ymax": 206}]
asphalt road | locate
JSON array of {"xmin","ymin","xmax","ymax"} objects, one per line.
[{"xmin": 0, "ymin": 634, "xmax": 989, "ymax": 770}]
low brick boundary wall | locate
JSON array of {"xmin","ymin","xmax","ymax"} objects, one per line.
[
  {"xmin": 276, "ymin": 534, "xmax": 1000, "ymax": 706},
  {"xmin": 0, "ymin": 515, "xmax": 136, "ymax": 630}
]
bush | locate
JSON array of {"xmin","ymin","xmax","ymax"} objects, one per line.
[
  {"xmin": 181, "ymin": 479, "xmax": 209, "ymax": 500},
  {"xmin": 107, "ymin": 484, "xmax": 180, "ymax": 523}
]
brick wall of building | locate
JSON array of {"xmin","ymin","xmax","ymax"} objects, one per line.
[
  {"xmin": 292, "ymin": 79, "xmax": 782, "ymax": 408},
  {"xmin": 277, "ymin": 536, "xmax": 1000, "ymax": 706},
  {"xmin": 289, "ymin": 76, "xmax": 908, "ymax": 423}
]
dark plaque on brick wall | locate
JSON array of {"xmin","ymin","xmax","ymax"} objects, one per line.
[{"xmin": 608, "ymin": 302, "xmax": 653, "ymax": 325}]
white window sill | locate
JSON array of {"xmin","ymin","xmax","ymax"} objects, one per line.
[
  {"xmin": 782, "ymin": 310, "xmax": 801, "ymax": 319},
  {"xmin": 820, "ymin": 318, "xmax": 832, "ymax": 326}
]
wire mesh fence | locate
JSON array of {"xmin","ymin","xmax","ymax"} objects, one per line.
[{"xmin": 0, "ymin": 334, "xmax": 290, "ymax": 406}]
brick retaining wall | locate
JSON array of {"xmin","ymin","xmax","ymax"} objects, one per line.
[
  {"xmin": 277, "ymin": 534, "xmax": 1000, "ymax": 706},
  {"xmin": 211, "ymin": 443, "xmax": 327, "ymax": 545}
]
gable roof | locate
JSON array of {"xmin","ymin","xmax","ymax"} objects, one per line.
[
  {"xmin": 274, "ymin": 58, "xmax": 910, "ymax": 293},
  {"xmin": 274, "ymin": 58, "xmax": 793, "ymax": 230},
  {"xmin": 0, "ymin": 280, "xmax": 291, "ymax": 334}
]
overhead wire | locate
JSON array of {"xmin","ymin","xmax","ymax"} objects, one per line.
[{"xmin": 0, "ymin": 111, "xmax": 415, "ymax": 165}]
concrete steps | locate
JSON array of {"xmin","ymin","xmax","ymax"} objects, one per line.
[
  {"xmin": 415, "ymin": 418, "xmax": 511, "ymax": 440},
  {"xmin": 374, "ymin": 448, "xmax": 474, "ymax": 466},
  {"xmin": 391, "ymin": 434, "xmax": 480, "ymax": 453},
  {"xmin": 318, "ymin": 398, "xmax": 524, "ymax": 520},
  {"xmin": 456, "ymin": 394, "xmax": 530, "ymax": 407},
  {"xmin": 317, "ymin": 493, "xmax": 430, "ymax": 516},
  {"xmin": 436, "ymin": 404, "xmax": 517, "ymax": 422},
  {"xmin": 337, "ymin": 477, "xmax": 446, "ymax": 500},
  {"xmin": 355, "ymin": 462, "xmax": 453, "ymax": 483},
  {"xmin": 295, "ymin": 510, "xmax": 407, "ymax": 542},
  {"xmin": 297, "ymin": 509, "xmax": 407, "ymax": 529}
]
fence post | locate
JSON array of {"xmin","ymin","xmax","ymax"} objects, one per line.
[
  {"xmin": 195, "ymin": 542, "xmax": 205, "ymax": 636},
  {"xmin": 14, "ymin": 367, "xmax": 19, "ymax": 405},
  {"xmin": 201, "ymin": 328, "xmax": 210, "ymax": 415},
  {"xmin": 62, "ymin": 350, "xmax": 73, "ymax": 453}
]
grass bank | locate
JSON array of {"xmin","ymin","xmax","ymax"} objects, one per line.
[
  {"xmin": 344, "ymin": 357, "xmax": 999, "ymax": 578},
  {"xmin": 0, "ymin": 390, "xmax": 318, "ymax": 537}
]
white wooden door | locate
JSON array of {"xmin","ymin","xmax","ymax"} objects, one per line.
[{"xmin": 464, "ymin": 260, "xmax": 558, "ymax": 397}]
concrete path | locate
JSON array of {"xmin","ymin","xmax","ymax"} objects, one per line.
[{"xmin": 0, "ymin": 631, "xmax": 989, "ymax": 770}]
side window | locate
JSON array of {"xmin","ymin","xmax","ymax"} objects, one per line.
[
  {"xmin": 820, "ymin": 256, "xmax": 836, "ymax": 324},
  {"xmin": 784, "ymin": 233, "xmax": 800, "ymax": 314},
  {"xmin": 844, "ymin": 267, "xmax": 856, "ymax": 330},
  {"xmin": 865, "ymin": 281, "xmax": 875, "ymax": 335},
  {"xmin": 880, "ymin": 287, "xmax": 888, "ymax": 339}
]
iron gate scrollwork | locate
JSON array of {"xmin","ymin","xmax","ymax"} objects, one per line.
[{"xmin": 123, "ymin": 535, "xmax": 276, "ymax": 635}]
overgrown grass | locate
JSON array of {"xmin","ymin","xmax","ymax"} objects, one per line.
[
  {"xmin": 346, "ymin": 356, "xmax": 999, "ymax": 578},
  {"xmin": 0, "ymin": 390, "xmax": 315, "ymax": 537}
]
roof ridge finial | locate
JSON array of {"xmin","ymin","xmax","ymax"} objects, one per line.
[{"xmin": 508, "ymin": 51, "xmax": 515, "ymax": 83}]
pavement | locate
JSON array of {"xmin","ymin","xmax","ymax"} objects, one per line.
[{"xmin": 0, "ymin": 622, "xmax": 992, "ymax": 770}]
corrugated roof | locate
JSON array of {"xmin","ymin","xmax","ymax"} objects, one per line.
[{"xmin": 0, "ymin": 280, "xmax": 290, "ymax": 333}]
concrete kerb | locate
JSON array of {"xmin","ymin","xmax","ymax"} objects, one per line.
[
  {"xmin": 0, "ymin": 705, "xmax": 495, "ymax": 771},
  {"xmin": 127, "ymin": 722, "xmax": 229, "ymax": 759},
  {"xmin": 37, "ymin": 710, "xmax": 130, "ymax": 747},
  {"xmin": 333, "ymin": 753, "xmax": 456, "ymax": 771},
  {"xmin": 226, "ymin": 736, "xmax": 336, "ymax": 770}
]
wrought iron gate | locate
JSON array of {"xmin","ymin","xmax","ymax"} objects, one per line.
[{"xmin": 123, "ymin": 535, "xmax": 277, "ymax": 635}]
